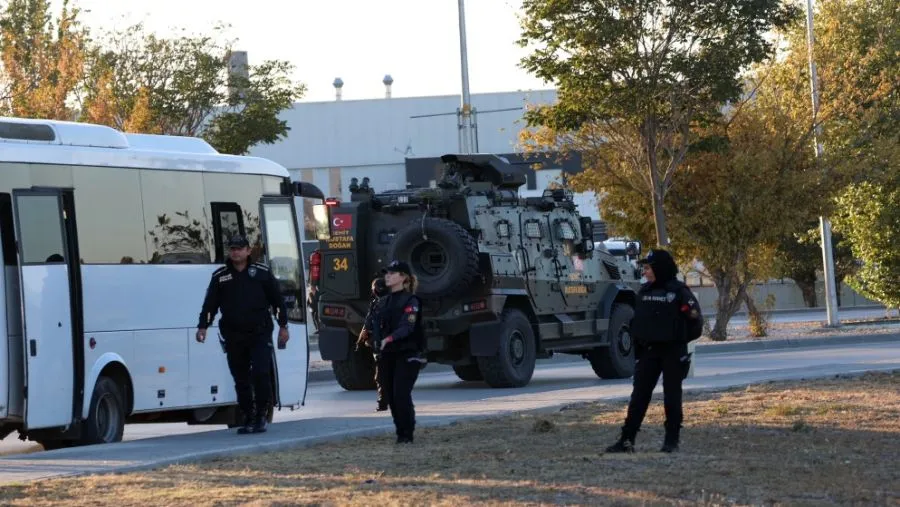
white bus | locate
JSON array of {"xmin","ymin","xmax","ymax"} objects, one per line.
[{"xmin": 0, "ymin": 117, "xmax": 324, "ymax": 449}]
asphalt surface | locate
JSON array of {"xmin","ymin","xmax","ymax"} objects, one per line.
[{"xmin": 0, "ymin": 333, "xmax": 897, "ymax": 485}]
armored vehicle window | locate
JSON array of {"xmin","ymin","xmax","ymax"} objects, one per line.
[
  {"xmin": 311, "ymin": 204, "xmax": 331, "ymax": 240},
  {"xmin": 524, "ymin": 219, "xmax": 543, "ymax": 239},
  {"xmin": 557, "ymin": 220, "xmax": 577, "ymax": 240}
]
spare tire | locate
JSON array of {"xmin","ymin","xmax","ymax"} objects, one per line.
[{"xmin": 388, "ymin": 217, "xmax": 480, "ymax": 299}]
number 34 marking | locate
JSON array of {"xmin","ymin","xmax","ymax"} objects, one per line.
[{"xmin": 332, "ymin": 257, "xmax": 350, "ymax": 271}]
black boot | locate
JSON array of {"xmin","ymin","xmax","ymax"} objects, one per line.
[
  {"xmin": 605, "ymin": 429, "xmax": 636, "ymax": 453},
  {"xmin": 396, "ymin": 429, "xmax": 414, "ymax": 444},
  {"xmin": 376, "ymin": 400, "xmax": 388, "ymax": 412},
  {"xmin": 252, "ymin": 414, "xmax": 268, "ymax": 433},
  {"xmin": 236, "ymin": 414, "xmax": 254, "ymax": 435},
  {"xmin": 661, "ymin": 425, "xmax": 680, "ymax": 452}
]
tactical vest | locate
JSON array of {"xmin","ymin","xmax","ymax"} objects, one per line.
[{"xmin": 630, "ymin": 281, "xmax": 685, "ymax": 344}]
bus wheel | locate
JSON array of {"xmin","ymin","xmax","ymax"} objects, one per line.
[{"xmin": 81, "ymin": 376, "xmax": 126, "ymax": 445}]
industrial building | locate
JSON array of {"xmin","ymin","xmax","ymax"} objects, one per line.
[{"xmin": 248, "ymin": 78, "xmax": 599, "ymax": 245}]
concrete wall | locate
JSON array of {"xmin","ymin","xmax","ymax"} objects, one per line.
[{"xmin": 692, "ymin": 280, "xmax": 879, "ymax": 314}]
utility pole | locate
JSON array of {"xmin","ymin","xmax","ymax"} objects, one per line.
[
  {"xmin": 457, "ymin": 0, "xmax": 477, "ymax": 154},
  {"xmin": 805, "ymin": 0, "xmax": 840, "ymax": 327}
]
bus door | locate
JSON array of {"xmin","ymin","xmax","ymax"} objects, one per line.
[
  {"xmin": 11, "ymin": 188, "xmax": 84, "ymax": 431},
  {"xmin": 259, "ymin": 196, "xmax": 308, "ymax": 409}
]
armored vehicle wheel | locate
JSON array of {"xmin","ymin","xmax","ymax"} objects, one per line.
[
  {"xmin": 588, "ymin": 304, "xmax": 636, "ymax": 379},
  {"xmin": 332, "ymin": 345, "xmax": 377, "ymax": 390},
  {"xmin": 452, "ymin": 363, "xmax": 483, "ymax": 382},
  {"xmin": 389, "ymin": 217, "xmax": 479, "ymax": 299},
  {"xmin": 477, "ymin": 309, "xmax": 537, "ymax": 388}
]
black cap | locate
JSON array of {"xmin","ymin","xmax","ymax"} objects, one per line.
[
  {"xmin": 384, "ymin": 260, "xmax": 411, "ymax": 276},
  {"xmin": 227, "ymin": 234, "xmax": 250, "ymax": 248}
]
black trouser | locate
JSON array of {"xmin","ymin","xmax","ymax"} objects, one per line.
[
  {"xmin": 622, "ymin": 342, "xmax": 689, "ymax": 439},
  {"xmin": 377, "ymin": 353, "xmax": 421, "ymax": 437},
  {"xmin": 223, "ymin": 329, "xmax": 273, "ymax": 420},
  {"xmin": 374, "ymin": 354, "xmax": 385, "ymax": 405}
]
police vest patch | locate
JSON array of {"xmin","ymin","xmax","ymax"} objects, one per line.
[
  {"xmin": 248, "ymin": 266, "xmax": 257, "ymax": 277},
  {"xmin": 218, "ymin": 274, "xmax": 233, "ymax": 283},
  {"xmin": 666, "ymin": 292, "xmax": 676, "ymax": 303}
]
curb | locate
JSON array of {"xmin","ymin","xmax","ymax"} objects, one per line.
[{"xmin": 307, "ymin": 332, "xmax": 899, "ymax": 384}]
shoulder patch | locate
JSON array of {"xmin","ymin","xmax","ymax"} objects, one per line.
[{"xmin": 212, "ymin": 266, "xmax": 228, "ymax": 276}]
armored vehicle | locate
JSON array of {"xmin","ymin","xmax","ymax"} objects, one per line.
[{"xmin": 311, "ymin": 154, "xmax": 641, "ymax": 389}]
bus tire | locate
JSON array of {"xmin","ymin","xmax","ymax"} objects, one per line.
[{"xmin": 81, "ymin": 376, "xmax": 126, "ymax": 445}]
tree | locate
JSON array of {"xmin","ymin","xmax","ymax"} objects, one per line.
[
  {"xmin": 80, "ymin": 23, "xmax": 305, "ymax": 154},
  {"xmin": 772, "ymin": 227, "xmax": 856, "ymax": 308},
  {"xmin": 517, "ymin": 0, "xmax": 797, "ymax": 246},
  {"xmin": 835, "ymin": 179, "xmax": 899, "ymax": 310},
  {"xmin": 767, "ymin": 0, "xmax": 898, "ymax": 310},
  {"xmin": 0, "ymin": 0, "xmax": 86, "ymax": 119},
  {"xmin": 666, "ymin": 72, "xmax": 833, "ymax": 341}
]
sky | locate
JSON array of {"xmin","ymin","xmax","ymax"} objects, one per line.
[{"xmin": 59, "ymin": 0, "xmax": 552, "ymax": 103}]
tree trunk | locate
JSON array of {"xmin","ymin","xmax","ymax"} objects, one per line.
[
  {"xmin": 797, "ymin": 280, "xmax": 817, "ymax": 308},
  {"xmin": 709, "ymin": 269, "xmax": 749, "ymax": 341},
  {"xmin": 651, "ymin": 189, "xmax": 670, "ymax": 247},
  {"xmin": 644, "ymin": 117, "xmax": 670, "ymax": 246}
]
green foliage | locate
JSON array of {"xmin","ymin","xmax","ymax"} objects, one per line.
[
  {"xmin": 835, "ymin": 179, "xmax": 900, "ymax": 309},
  {"xmin": 772, "ymin": 226, "xmax": 856, "ymax": 308},
  {"xmin": 80, "ymin": 23, "xmax": 305, "ymax": 154},
  {"xmin": 517, "ymin": 0, "xmax": 798, "ymax": 245}
]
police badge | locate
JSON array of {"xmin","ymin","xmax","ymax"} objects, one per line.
[
  {"xmin": 666, "ymin": 292, "xmax": 676, "ymax": 303},
  {"xmin": 249, "ymin": 266, "xmax": 257, "ymax": 277}
]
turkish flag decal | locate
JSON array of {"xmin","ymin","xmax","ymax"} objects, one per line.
[{"xmin": 332, "ymin": 214, "xmax": 352, "ymax": 231}]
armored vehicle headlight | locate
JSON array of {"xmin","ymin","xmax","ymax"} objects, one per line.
[
  {"xmin": 496, "ymin": 221, "xmax": 510, "ymax": 238},
  {"xmin": 397, "ymin": 195, "xmax": 409, "ymax": 204}
]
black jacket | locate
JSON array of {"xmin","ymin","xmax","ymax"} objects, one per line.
[
  {"xmin": 630, "ymin": 279, "xmax": 703, "ymax": 345},
  {"xmin": 197, "ymin": 259, "xmax": 288, "ymax": 333},
  {"xmin": 378, "ymin": 290, "xmax": 424, "ymax": 356}
]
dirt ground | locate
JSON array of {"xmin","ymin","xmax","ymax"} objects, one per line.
[{"xmin": 1, "ymin": 371, "xmax": 898, "ymax": 506}]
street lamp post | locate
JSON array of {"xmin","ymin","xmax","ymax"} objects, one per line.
[
  {"xmin": 457, "ymin": 0, "xmax": 477, "ymax": 154},
  {"xmin": 805, "ymin": 0, "xmax": 840, "ymax": 327}
]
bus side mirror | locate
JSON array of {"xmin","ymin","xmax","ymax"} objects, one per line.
[{"xmin": 283, "ymin": 181, "xmax": 325, "ymax": 200}]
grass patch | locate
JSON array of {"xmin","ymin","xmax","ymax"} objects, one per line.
[{"xmin": 1, "ymin": 371, "xmax": 898, "ymax": 506}]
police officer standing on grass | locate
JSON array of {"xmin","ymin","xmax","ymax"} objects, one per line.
[
  {"xmin": 195, "ymin": 234, "xmax": 290, "ymax": 435},
  {"xmin": 357, "ymin": 276, "xmax": 390, "ymax": 412},
  {"xmin": 375, "ymin": 260, "xmax": 426, "ymax": 444},
  {"xmin": 606, "ymin": 248, "xmax": 703, "ymax": 454}
]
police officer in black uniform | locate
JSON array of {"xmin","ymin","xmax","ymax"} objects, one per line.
[
  {"xmin": 357, "ymin": 276, "xmax": 390, "ymax": 412},
  {"xmin": 195, "ymin": 234, "xmax": 290, "ymax": 435},
  {"xmin": 376, "ymin": 260, "xmax": 425, "ymax": 444},
  {"xmin": 606, "ymin": 248, "xmax": 703, "ymax": 453}
]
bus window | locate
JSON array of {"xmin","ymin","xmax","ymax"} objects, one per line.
[{"xmin": 211, "ymin": 202, "xmax": 246, "ymax": 263}]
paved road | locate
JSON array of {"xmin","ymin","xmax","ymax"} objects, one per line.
[{"xmin": 0, "ymin": 336, "xmax": 897, "ymax": 484}]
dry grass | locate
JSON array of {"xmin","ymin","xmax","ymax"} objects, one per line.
[{"xmin": 2, "ymin": 371, "xmax": 899, "ymax": 506}]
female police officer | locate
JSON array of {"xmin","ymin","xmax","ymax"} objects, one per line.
[
  {"xmin": 376, "ymin": 260, "xmax": 426, "ymax": 444},
  {"xmin": 605, "ymin": 248, "xmax": 703, "ymax": 453}
]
